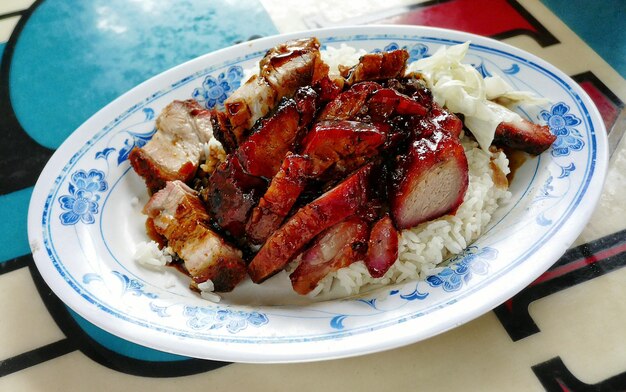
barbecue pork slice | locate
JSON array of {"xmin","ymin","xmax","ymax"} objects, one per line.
[
  {"xmin": 364, "ymin": 214, "xmax": 399, "ymax": 278},
  {"xmin": 342, "ymin": 49, "xmax": 409, "ymax": 86},
  {"xmin": 245, "ymin": 153, "xmax": 312, "ymax": 245},
  {"xmin": 129, "ymin": 100, "xmax": 213, "ymax": 193},
  {"xmin": 223, "ymin": 37, "xmax": 323, "ymax": 147},
  {"xmin": 201, "ymin": 154, "xmax": 267, "ymax": 238},
  {"xmin": 290, "ymin": 217, "xmax": 369, "ymax": 295},
  {"xmin": 236, "ymin": 86, "xmax": 318, "ymax": 179},
  {"xmin": 390, "ymin": 131, "xmax": 469, "ymax": 230},
  {"xmin": 301, "ymin": 120, "xmax": 388, "ymax": 177},
  {"xmin": 248, "ymin": 163, "xmax": 373, "ymax": 283},
  {"xmin": 493, "ymin": 118, "xmax": 556, "ymax": 155},
  {"xmin": 143, "ymin": 181, "xmax": 246, "ymax": 292},
  {"xmin": 316, "ymin": 81, "xmax": 381, "ymax": 121}
]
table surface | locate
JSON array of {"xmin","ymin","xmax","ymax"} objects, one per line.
[{"xmin": 1, "ymin": 0, "xmax": 625, "ymax": 390}]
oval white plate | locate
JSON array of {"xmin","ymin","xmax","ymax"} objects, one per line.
[{"xmin": 28, "ymin": 25, "xmax": 607, "ymax": 363}]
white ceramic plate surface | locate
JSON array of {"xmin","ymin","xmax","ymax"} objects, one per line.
[{"xmin": 28, "ymin": 25, "xmax": 607, "ymax": 363}]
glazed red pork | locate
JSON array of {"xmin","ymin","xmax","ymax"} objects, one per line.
[
  {"xmin": 390, "ymin": 131, "xmax": 469, "ymax": 230},
  {"xmin": 143, "ymin": 180, "xmax": 246, "ymax": 292},
  {"xmin": 248, "ymin": 163, "xmax": 374, "ymax": 283},
  {"xmin": 222, "ymin": 37, "xmax": 324, "ymax": 147},
  {"xmin": 130, "ymin": 38, "xmax": 557, "ymax": 297}
]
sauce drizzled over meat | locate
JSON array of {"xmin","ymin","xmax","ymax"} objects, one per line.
[{"xmin": 129, "ymin": 38, "xmax": 555, "ymax": 296}]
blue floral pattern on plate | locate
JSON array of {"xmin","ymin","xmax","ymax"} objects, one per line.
[
  {"xmin": 426, "ymin": 246, "xmax": 497, "ymax": 292},
  {"xmin": 192, "ymin": 65, "xmax": 244, "ymax": 109},
  {"xmin": 183, "ymin": 306, "xmax": 268, "ymax": 333},
  {"xmin": 58, "ymin": 169, "xmax": 108, "ymax": 225},
  {"xmin": 373, "ymin": 42, "xmax": 430, "ymax": 62},
  {"xmin": 541, "ymin": 102, "xmax": 584, "ymax": 157}
]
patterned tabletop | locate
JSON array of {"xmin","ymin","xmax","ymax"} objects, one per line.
[{"xmin": 1, "ymin": 0, "xmax": 625, "ymax": 390}]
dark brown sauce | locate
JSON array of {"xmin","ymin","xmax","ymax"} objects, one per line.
[{"xmin": 503, "ymin": 147, "xmax": 529, "ymax": 183}]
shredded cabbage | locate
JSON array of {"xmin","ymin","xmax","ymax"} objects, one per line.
[{"xmin": 406, "ymin": 42, "xmax": 546, "ymax": 150}]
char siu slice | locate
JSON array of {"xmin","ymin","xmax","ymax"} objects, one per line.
[
  {"xmin": 129, "ymin": 100, "xmax": 213, "ymax": 193},
  {"xmin": 245, "ymin": 153, "xmax": 312, "ymax": 245},
  {"xmin": 236, "ymin": 87, "xmax": 318, "ymax": 179},
  {"xmin": 248, "ymin": 163, "xmax": 373, "ymax": 283},
  {"xmin": 301, "ymin": 120, "xmax": 387, "ymax": 176},
  {"xmin": 390, "ymin": 131, "xmax": 469, "ymax": 230},
  {"xmin": 223, "ymin": 37, "xmax": 322, "ymax": 146},
  {"xmin": 236, "ymin": 99, "xmax": 301, "ymax": 179},
  {"xmin": 201, "ymin": 154, "xmax": 267, "ymax": 238},
  {"xmin": 364, "ymin": 214, "xmax": 399, "ymax": 278},
  {"xmin": 365, "ymin": 88, "xmax": 428, "ymax": 121},
  {"xmin": 316, "ymin": 82, "xmax": 381, "ymax": 121},
  {"xmin": 428, "ymin": 102, "xmax": 463, "ymax": 139},
  {"xmin": 493, "ymin": 118, "xmax": 556, "ymax": 155},
  {"xmin": 290, "ymin": 217, "xmax": 369, "ymax": 295},
  {"xmin": 343, "ymin": 50, "xmax": 409, "ymax": 86},
  {"xmin": 143, "ymin": 181, "xmax": 246, "ymax": 292}
]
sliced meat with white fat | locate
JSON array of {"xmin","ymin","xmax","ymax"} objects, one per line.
[
  {"xmin": 129, "ymin": 100, "xmax": 213, "ymax": 193},
  {"xmin": 223, "ymin": 37, "xmax": 323, "ymax": 147},
  {"xmin": 143, "ymin": 180, "xmax": 246, "ymax": 292}
]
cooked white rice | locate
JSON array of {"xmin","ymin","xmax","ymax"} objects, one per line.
[{"xmin": 133, "ymin": 241, "xmax": 173, "ymax": 268}]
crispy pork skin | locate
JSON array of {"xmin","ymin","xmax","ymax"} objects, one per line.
[
  {"xmin": 245, "ymin": 153, "xmax": 311, "ymax": 244},
  {"xmin": 290, "ymin": 217, "xmax": 369, "ymax": 295},
  {"xmin": 390, "ymin": 131, "xmax": 469, "ymax": 230},
  {"xmin": 143, "ymin": 181, "xmax": 246, "ymax": 292},
  {"xmin": 343, "ymin": 50, "xmax": 409, "ymax": 85},
  {"xmin": 364, "ymin": 214, "xmax": 399, "ymax": 278},
  {"xmin": 223, "ymin": 37, "xmax": 322, "ymax": 146},
  {"xmin": 494, "ymin": 119, "xmax": 556, "ymax": 155},
  {"xmin": 248, "ymin": 163, "xmax": 373, "ymax": 283},
  {"xmin": 129, "ymin": 100, "xmax": 213, "ymax": 193}
]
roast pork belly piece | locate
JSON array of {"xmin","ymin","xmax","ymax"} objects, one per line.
[
  {"xmin": 129, "ymin": 100, "xmax": 213, "ymax": 193},
  {"xmin": 493, "ymin": 118, "xmax": 556, "ymax": 155},
  {"xmin": 343, "ymin": 49, "xmax": 409, "ymax": 86},
  {"xmin": 390, "ymin": 131, "xmax": 469, "ymax": 230},
  {"xmin": 248, "ymin": 163, "xmax": 373, "ymax": 283},
  {"xmin": 236, "ymin": 86, "xmax": 318, "ymax": 179},
  {"xmin": 201, "ymin": 154, "xmax": 267, "ymax": 238},
  {"xmin": 143, "ymin": 181, "xmax": 246, "ymax": 292},
  {"xmin": 245, "ymin": 153, "xmax": 312, "ymax": 245},
  {"xmin": 364, "ymin": 214, "xmax": 399, "ymax": 278},
  {"xmin": 223, "ymin": 37, "xmax": 322, "ymax": 147},
  {"xmin": 301, "ymin": 120, "xmax": 388, "ymax": 176},
  {"xmin": 290, "ymin": 217, "xmax": 369, "ymax": 295}
]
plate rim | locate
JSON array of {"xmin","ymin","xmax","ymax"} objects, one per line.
[{"xmin": 27, "ymin": 24, "xmax": 609, "ymax": 363}]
